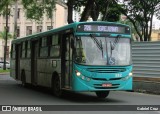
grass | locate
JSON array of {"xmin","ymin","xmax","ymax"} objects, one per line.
[{"xmin": 0, "ymin": 69, "xmax": 10, "ymax": 73}]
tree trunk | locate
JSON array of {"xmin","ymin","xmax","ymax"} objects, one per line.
[
  {"xmin": 14, "ymin": 0, "xmax": 18, "ymax": 39},
  {"xmin": 67, "ymin": 0, "xmax": 74, "ymax": 24},
  {"xmin": 80, "ymin": 0, "xmax": 95, "ymax": 22},
  {"xmin": 102, "ymin": 1, "xmax": 110, "ymax": 21},
  {"xmin": 3, "ymin": 5, "xmax": 9, "ymax": 70},
  {"xmin": 90, "ymin": 2, "xmax": 99, "ymax": 21},
  {"xmin": 144, "ymin": 22, "xmax": 148, "ymax": 41},
  {"xmin": 148, "ymin": 14, "xmax": 154, "ymax": 41}
]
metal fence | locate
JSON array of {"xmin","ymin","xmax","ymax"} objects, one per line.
[
  {"xmin": 132, "ymin": 41, "xmax": 160, "ymax": 78},
  {"xmin": 132, "ymin": 41, "xmax": 160, "ymax": 93}
]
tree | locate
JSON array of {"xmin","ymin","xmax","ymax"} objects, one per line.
[
  {"xmin": 21, "ymin": 0, "xmax": 56, "ymax": 22},
  {"xmin": 13, "ymin": 0, "xmax": 18, "ymax": 39},
  {"xmin": 0, "ymin": 30, "xmax": 13, "ymax": 40},
  {"xmin": 66, "ymin": 0, "xmax": 120, "ymax": 23},
  {"xmin": 100, "ymin": 1, "xmax": 121, "ymax": 22},
  {"xmin": 113, "ymin": 0, "xmax": 160, "ymax": 41},
  {"xmin": 0, "ymin": 0, "xmax": 13, "ymax": 70},
  {"xmin": 119, "ymin": 19, "xmax": 139, "ymax": 41},
  {"xmin": 0, "ymin": 30, "xmax": 13, "ymax": 70}
]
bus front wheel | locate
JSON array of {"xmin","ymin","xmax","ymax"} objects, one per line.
[{"xmin": 95, "ymin": 91, "xmax": 110, "ymax": 98}]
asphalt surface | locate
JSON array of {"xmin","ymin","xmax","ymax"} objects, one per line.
[{"xmin": 0, "ymin": 74, "xmax": 160, "ymax": 114}]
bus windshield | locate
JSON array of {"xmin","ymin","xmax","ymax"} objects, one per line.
[{"xmin": 75, "ymin": 36, "xmax": 131, "ymax": 66}]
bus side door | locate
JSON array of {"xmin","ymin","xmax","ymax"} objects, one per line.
[
  {"xmin": 15, "ymin": 44, "xmax": 21, "ymax": 80},
  {"xmin": 61, "ymin": 33, "xmax": 74, "ymax": 89},
  {"xmin": 31, "ymin": 40, "xmax": 39, "ymax": 85}
]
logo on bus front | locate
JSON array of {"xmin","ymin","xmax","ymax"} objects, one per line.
[{"xmin": 115, "ymin": 74, "xmax": 122, "ymax": 78}]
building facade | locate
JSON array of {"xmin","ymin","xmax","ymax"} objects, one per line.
[
  {"xmin": 0, "ymin": 1, "xmax": 67, "ymax": 60},
  {"xmin": 151, "ymin": 30, "xmax": 160, "ymax": 41}
]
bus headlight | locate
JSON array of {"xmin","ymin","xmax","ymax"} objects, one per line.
[
  {"xmin": 76, "ymin": 71, "xmax": 81, "ymax": 77},
  {"xmin": 129, "ymin": 72, "xmax": 133, "ymax": 76},
  {"xmin": 122, "ymin": 72, "xmax": 132, "ymax": 81},
  {"xmin": 75, "ymin": 70, "xmax": 91, "ymax": 81}
]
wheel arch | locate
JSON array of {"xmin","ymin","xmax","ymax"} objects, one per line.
[{"xmin": 51, "ymin": 71, "xmax": 60, "ymax": 86}]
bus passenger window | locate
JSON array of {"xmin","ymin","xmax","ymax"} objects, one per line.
[
  {"xmin": 22, "ymin": 42, "xmax": 26, "ymax": 58},
  {"xmin": 27, "ymin": 41, "xmax": 31, "ymax": 58},
  {"xmin": 50, "ymin": 34, "xmax": 60, "ymax": 57},
  {"xmin": 40, "ymin": 37, "xmax": 48, "ymax": 57}
]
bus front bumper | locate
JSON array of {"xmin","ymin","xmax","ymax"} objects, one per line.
[{"xmin": 72, "ymin": 75, "xmax": 132, "ymax": 92}]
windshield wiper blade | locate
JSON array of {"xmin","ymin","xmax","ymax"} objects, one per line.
[
  {"xmin": 90, "ymin": 34, "xmax": 103, "ymax": 56},
  {"xmin": 110, "ymin": 35, "xmax": 121, "ymax": 58},
  {"xmin": 111, "ymin": 35, "xmax": 121, "ymax": 50}
]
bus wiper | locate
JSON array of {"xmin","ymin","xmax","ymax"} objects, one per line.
[
  {"xmin": 90, "ymin": 34, "xmax": 103, "ymax": 57},
  {"xmin": 110, "ymin": 35, "xmax": 121, "ymax": 56}
]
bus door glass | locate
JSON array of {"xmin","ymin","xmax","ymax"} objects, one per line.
[
  {"xmin": 62, "ymin": 33, "xmax": 73, "ymax": 89},
  {"xmin": 31, "ymin": 40, "xmax": 39, "ymax": 85},
  {"xmin": 15, "ymin": 44, "xmax": 21, "ymax": 80}
]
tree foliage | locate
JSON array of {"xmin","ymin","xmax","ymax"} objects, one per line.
[
  {"xmin": 0, "ymin": 30, "xmax": 13, "ymax": 40},
  {"xmin": 101, "ymin": 1, "xmax": 121, "ymax": 22},
  {"xmin": 114, "ymin": 0, "xmax": 160, "ymax": 41},
  {"xmin": 0, "ymin": 0, "xmax": 13, "ymax": 16},
  {"xmin": 22, "ymin": 0, "xmax": 56, "ymax": 21},
  {"xmin": 66, "ymin": 0, "xmax": 121, "ymax": 23}
]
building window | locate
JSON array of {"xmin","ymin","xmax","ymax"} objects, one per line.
[
  {"xmin": 37, "ymin": 26, "xmax": 42, "ymax": 33},
  {"xmin": 17, "ymin": 26, "xmax": 20, "ymax": 37},
  {"xmin": 26, "ymin": 26, "xmax": 32, "ymax": 35},
  {"xmin": 17, "ymin": 8, "xmax": 20, "ymax": 19},
  {"xmin": 47, "ymin": 26, "xmax": 52, "ymax": 30}
]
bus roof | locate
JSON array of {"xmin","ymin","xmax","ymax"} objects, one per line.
[{"xmin": 12, "ymin": 21, "xmax": 130, "ymax": 44}]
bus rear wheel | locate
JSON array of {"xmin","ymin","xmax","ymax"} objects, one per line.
[
  {"xmin": 95, "ymin": 91, "xmax": 110, "ymax": 98},
  {"xmin": 21, "ymin": 70, "xmax": 26, "ymax": 87},
  {"xmin": 52, "ymin": 76, "xmax": 63, "ymax": 97}
]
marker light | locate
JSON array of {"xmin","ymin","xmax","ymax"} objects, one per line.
[{"xmin": 82, "ymin": 76, "xmax": 85, "ymax": 80}]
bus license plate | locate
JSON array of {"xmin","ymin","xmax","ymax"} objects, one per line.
[{"xmin": 102, "ymin": 83, "xmax": 112, "ymax": 87}]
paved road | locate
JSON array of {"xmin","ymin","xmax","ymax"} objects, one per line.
[{"xmin": 0, "ymin": 74, "xmax": 160, "ymax": 114}]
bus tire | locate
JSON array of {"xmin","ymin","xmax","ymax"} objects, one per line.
[
  {"xmin": 52, "ymin": 75, "xmax": 63, "ymax": 97},
  {"xmin": 95, "ymin": 91, "xmax": 110, "ymax": 98},
  {"xmin": 21, "ymin": 70, "xmax": 26, "ymax": 87}
]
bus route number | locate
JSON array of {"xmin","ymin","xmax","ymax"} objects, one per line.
[{"xmin": 84, "ymin": 25, "xmax": 92, "ymax": 31}]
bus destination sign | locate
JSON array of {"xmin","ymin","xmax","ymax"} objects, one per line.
[{"xmin": 77, "ymin": 24, "xmax": 130, "ymax": 34}]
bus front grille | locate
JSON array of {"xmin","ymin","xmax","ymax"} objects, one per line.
[
  {"xmin": 86, "ymin": 67, "xmax": 126, "ymax": 73},
  {"xmin": 92, "ymin": 77, "xmax": 122, "ymax": 81}
]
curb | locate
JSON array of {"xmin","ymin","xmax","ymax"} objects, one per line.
[{"xmin": 0, "ymin": 72, "xmax": 10, "ymax": 75}]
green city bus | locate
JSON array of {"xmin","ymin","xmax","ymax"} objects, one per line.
[{"xmin": 10, "ymin": 21, "xmax": 132, "ymax": 98}]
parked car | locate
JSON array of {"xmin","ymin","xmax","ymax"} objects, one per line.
[{"xmin": 0, "ymin": 61, "xmax": 10, "ymax": 69}]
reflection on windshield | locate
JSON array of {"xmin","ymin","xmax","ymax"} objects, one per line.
[{"xmin": 75, "ymin": 36, "xmax": 131, "ymax": 66}]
